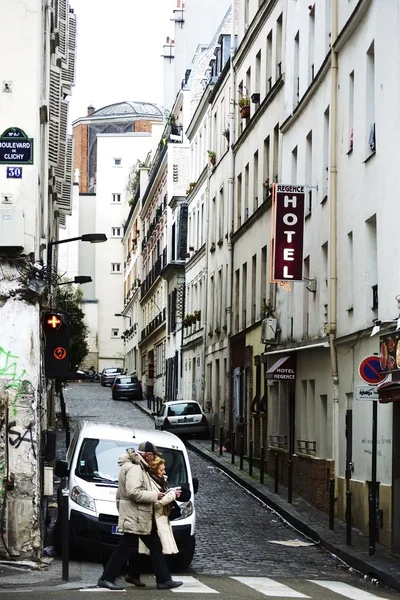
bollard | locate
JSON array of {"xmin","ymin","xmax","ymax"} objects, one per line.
[
  {"xmin": 219, "ymin": 426, "xmax": 224, "ymax": 457},
  {"xmin": 231, "ymin": 431, "xmax": 235, "ymax": 465},
  {"xmin": 346, "ymin": 490, "xmax": 352, "ymax": 545},
  {"xmin": 329, "ymin": 478, "xmax": 335, "ymax": 530},
  {"xmin": 274, "ymin": 452, "xmax": 279, "ymax": 494},
  {"xmin": 249, "ymin": 440, "xmax": 253, "ymax": 476},
  {"xmin": 152, "ymin": 396, "xmax": 155, "ymax": 412},
  {"xmin": 211, "ymin": 423, "xmax": 215, "ymax": 452},
  {"xmin": 260, "ymin": 446, "xmax": 265, "ymax": 484},
  {"xmin": 239, "ymin": 435, "xmax": 244, "ymax": 470},
  {"xmin": 288, "ymin": 459, "xmax": 293, "ymax": 504},
  {"xmin": 62, "ymin": 482, "xmax": 69, "ymax": 581}
]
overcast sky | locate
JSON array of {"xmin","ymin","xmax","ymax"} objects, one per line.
[{"xmin": 70, "ymin": 0, "xmax": 175, "ymax": 123}]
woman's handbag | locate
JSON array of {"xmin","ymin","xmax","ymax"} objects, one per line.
[{"xmin": 168, "ymin": 500, "xmax": 182, "ymax": 521}]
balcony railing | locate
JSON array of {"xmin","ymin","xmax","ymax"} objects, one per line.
[
  {"xmin": 140, "ymin": 308, "xmax": 166, "ymax": 342},
  {"xmin": 269, "ymin": 434, "xmax": 288, "ymax": 450}
]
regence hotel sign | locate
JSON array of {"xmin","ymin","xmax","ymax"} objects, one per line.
[{"xmin": 271, "ymin": 184, "xmax": 305, "ymax": 281}]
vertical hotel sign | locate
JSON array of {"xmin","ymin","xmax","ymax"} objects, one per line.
[{"xmin": 271, "ymin": 184, "xmax": 305, "ymax": 281}]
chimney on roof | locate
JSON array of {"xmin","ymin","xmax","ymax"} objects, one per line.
[{"xmin": 87, "ymin": 105, "xmax": 95, "ymax": 116}]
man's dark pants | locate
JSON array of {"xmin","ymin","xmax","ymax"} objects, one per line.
[{"xmin": 101, "ymin": 522, "xmax": 170, "ymax": 584}]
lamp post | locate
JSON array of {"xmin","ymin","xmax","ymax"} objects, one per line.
[
  {"xmin": 115, "ymin": 313, "xmax": 132, "ymax": 326},
  {"xmin": 46, "ymin": 233, "xmax": 107, "ymax": 284},
  {"xmin": 57, "ymin": 276, "xmax": 92, "ymax": 286}
]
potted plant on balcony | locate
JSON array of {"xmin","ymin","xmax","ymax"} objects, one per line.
[
  {"xmin": 222, "ymin": 128, "xmax": 230, "ymax": 144},
  {"xmin": 239, "ymin": 96, "xmax": 250, "ymax": 119},
  {"xmin": 183, "ymin": 315, "xmax": 192, "ymax": 327},
  {"xmin": 194, "ymin": 310, "xmax": 201, "ymax": 321},
  {"xmin": 207, "ymin": 150, "xmax": 216, "ymax": 166}
]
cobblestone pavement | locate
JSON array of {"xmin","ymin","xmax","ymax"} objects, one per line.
[{"xmin": 61, "ymin": 383, "xmax": 370, "ymax": 583}]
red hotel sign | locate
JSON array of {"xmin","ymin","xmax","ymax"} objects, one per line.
[{"xmin": 272, "ymin": 184, "xmax": 305, "ymax": 281}]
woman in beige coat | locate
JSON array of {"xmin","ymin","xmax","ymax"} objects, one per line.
[{"xmin": 138, "ymin": 457, "xmax": 181, "ymax": 556}]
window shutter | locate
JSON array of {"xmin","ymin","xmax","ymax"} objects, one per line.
[
  {"xmin": 59, "ymin": 135, "xmax": 73, "ymax": 215},
  {"xmin": 178, "ymin": 205, "xmax": 188, "ymax": 260},
  {"xmin": 62, "ymin": 12, "xmax": 76, "ymax": 87},
  {"xmin": 48, "ymin": 66, "xmax": 61, "ymax": 167},
  {"xmin": 58, "ymin": 214, "xmax": 66, "ymax": 229},
  {"xmin": 58, "ymin": 0, "xmax": 67, "ymax": 57},
  {"xmin": 56, "ymin": 99, "xmax": 68, "ymax": 179}
]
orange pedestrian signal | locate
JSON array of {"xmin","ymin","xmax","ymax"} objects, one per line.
[
  {"xmin": 42, "ymin": 310, "xmax": 70, "ymax": 378},
  {"xmin": 47, "ymin": 315, "xmax": 62, "ymax": 329}
]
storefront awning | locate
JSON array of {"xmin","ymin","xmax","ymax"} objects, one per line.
[
  {"xmin": 266, "ymin": 355, "xmax": 296, "ymax": 381},
  {"xmin": 378, "ymin": 381, "xmax": 400, "ymax": 403}
]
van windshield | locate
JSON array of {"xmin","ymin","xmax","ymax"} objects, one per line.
[{"xmin": 75, "ymin": 438, "xmax": 189, "ymax": 487}]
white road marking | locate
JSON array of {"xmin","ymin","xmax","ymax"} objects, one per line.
[
  {"xmin": 310, "ymin": 580, "xmax": 386, "ymax": 599},
  {"xmin": 171, "ymin": 575, "xmax": 219, "ymax": 593},
  {"xmin": 79, "ymin": 588, "xmax": 126, "ymax": 593},
  {"xmin": 232, "ymin": 577, "xmax": 310, "ymax": 597}
]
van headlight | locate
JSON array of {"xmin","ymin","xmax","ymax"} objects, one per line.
[
  {"xmin": 71, "ymin": 486, "xmax": 96, "ymax": 512},
  {"xmin": 176, "ymin": 500, "xmax": 193, "ymax": 519}
]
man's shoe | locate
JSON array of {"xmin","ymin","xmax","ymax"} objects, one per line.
[
  {"xmin": 97, "ymin": 578, "xmax": 125, "ymax": 591},
  {"xmin": 125, "ymin": 575, "xmax": 146, "ymax": 587},
  {"xmin": 157, "ymin": 580, "xmax": 183, "ymax": 590}
]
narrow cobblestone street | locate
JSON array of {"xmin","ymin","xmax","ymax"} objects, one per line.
[{"xmin": 60, "ymin": 383, "xmax": 378, "ymax": 582}]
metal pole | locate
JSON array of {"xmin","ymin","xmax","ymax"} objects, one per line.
[
  {"xmin": 274, "ymin": 452, "xmax": 279, "ymax": 494},
  {"xmin": 219, "ymin": 426, "xmax": 224, "ymax": 457},
  {"xmin": 239, "ymin": 435, "xmax": 244, "ymax": 470},
  {"xmin": 260, "ymin": 446, "xmax": 265, "ymax": 484},
  {"xmin": 65, "ymin": 414, "xmax": 70, "ymax": 450},
  {"xmin": 62, "ymin": 481, "xmax": 69, "ymax": 581},
  {"xmin": 346, "ymin": 490, "xmax": 352, "ymax": 545},
  {"xmin": 329, "ymin": 478, "xmax": 335, "ymax": 530},
  {"xmin": 231, "ymin": 431, "xmax": 235, "ymax": 465},
  {"xmin": 249, "ymin": 440, "xmax": 253, "ymax": 476},
  {"xmin": 211, "ymin": 423, "xmax": 215, "ymax": 452},
  {"xmin": 369, "ymin": 400, "xmax": 378, "ymax": 556}
]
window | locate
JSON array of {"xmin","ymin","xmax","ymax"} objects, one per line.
[
  {"xmin": 266, "ymin": 30, "xmax": 273, "ymax": 91},
  {"xmin": 293, "ymin": 32, "xmax": 300, "ymax": 107},
  {"xmin": 111, "ymin": 227, "xmax": 122, "ymax": 237},
  {"xmin": 114, "ymin": 158, "xmax": 121, "ymax": 166},
  {"xmin": 156, "ymin": 343, "xmax": 163, "ymax": 376},
  {"xmin": 308, "ymin": 5, "xmax": 315, "ymax": 84},
  {"xmin": 111, "ymin": 328, "xmax": 119, "ymax": 338},
  {"xmin": 348, "ymin": 72, "xmax": 354, "ymax": 151},
  {"xmin": 305, "ymin": 131, "xmax": 313, "ymax": 216},
  {"xmin": 112, "ymin": 193, "xmax": 121, "ymax": 203},
  {"xmin": 366, "ymin": 41, "xmax": 375, "ymax": 154},
  {"xmin": 111, "ymin": 263, "xmax": 121, "ymax": 273}
]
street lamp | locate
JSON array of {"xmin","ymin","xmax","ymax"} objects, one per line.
[
  {"xmin": 46, "ymin": 233, "xmax": 107, "ymax": 283},
  {"xmin": 115, "ymin": 313, "xmax": 132, "ymax": 326},
  {"xmin": 57, "ymin": 276, "xmax": 92, "ymax": 286}
]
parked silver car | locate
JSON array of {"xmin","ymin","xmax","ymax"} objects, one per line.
[
  {"xmin": 153, "ymin": 400, "xmax": 209, "ymax": 438},
  {"xmin": 111, "ymin": 375, "xmax": 143, "ymax": 401},
  {"xmin": 100, "ymin": 367, "xmax": 124, "ymax": 387}
]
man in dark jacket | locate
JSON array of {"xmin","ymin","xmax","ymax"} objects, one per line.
[{"xmin": 98, "ymin": 441, "xmax": 183, "ymax": 591}]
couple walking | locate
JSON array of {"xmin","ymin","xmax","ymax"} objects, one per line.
[{"xmin": 98, "ymin": 440, "xmax": 184, "ymax": 591}]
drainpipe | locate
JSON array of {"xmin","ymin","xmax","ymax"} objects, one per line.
[
  {"xmin": 202, "ymin": 108, "xmax": 212, "ymax": 411},
  {"xmin": 226, "ymin": 1, "xmax": 236, "ymax": 432},
  {"xmin": 329, "ymin": 0, "xmax": 339, "ymax": 474}
]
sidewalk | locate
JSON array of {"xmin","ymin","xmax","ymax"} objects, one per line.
[{"xmin": 136, "ymin": 400, "xmax": 400, "ymax": 592}]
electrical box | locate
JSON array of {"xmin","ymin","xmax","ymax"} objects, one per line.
[
  {"xmin": 0, "ymin": 206, "xmax": 24, "ymax": 249},
  {"xmin": 261, "ymin": 318, "xmax": 278, "ymax": 343}
]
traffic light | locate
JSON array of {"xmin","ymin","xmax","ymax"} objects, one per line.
[{"xmin": 42, "ymin": 310, "xmax": 70, "ymax": 378}]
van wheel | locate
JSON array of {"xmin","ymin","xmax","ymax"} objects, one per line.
[{"xmin": 176, "ymin": 536, "xmax": 195, "ymax": 570}]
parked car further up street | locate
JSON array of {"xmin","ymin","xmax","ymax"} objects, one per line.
[
  {"xmin": 153, "ymin": 400, "xmax": 209, "ymax": 439},
  {"xmin": 100, "ymin": 367, "xmax": 124, "ymax": 386},
  {"xmin": 53, "ymin": 421, "xmax": 198, "ymax": 569},
  {"xmin": 111, "ymin": 375, "xmax": 143, "ymax": 401}
]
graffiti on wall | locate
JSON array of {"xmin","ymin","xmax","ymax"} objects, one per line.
[{"xmin": 0, "ymin": 346, "xmax": 32, "ymax": 416}]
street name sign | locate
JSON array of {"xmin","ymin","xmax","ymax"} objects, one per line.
[{"xmin": 0, "ymin": 127, "xmax": 33, "ymax": 165}]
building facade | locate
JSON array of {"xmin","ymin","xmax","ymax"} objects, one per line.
[{"xmin": 0, "ymin": 0, "xmax": 76, "ymax": 557}]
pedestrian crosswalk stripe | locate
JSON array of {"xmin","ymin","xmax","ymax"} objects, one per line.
[
  {"xmin": 171, "ymin": 575, "xmax": 219, "ymax": 593},
  {"xmin": 310, "ymin": 580, "xmax": 387, "ymax": 600},
  {"xmin": 231, "ymin": 576, "xmax": 310, "ymax": 597}
]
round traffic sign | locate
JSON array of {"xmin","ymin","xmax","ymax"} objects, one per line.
[
  {"xmin": 359, "ymin": 356, "xmax": 388, "ymax": 385},
  {"xmin": 54, "ymin": 346, "xmax": 67, "ymax": 360}
]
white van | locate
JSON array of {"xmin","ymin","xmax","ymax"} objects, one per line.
[{"xmin": 53, "ymin": 421, "xmax": 198, "ymax": 569}]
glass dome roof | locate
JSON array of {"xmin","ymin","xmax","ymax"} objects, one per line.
[{"xmin": 90, "ymin": 101, "xmax": 164, "ymax": 119}]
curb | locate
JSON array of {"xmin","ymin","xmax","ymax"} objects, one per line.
[{"xmin": 135, "ymin": 400, "xmax": 400, "ymax": 592}]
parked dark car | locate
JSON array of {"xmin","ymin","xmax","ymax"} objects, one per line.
[
  {"xmin": 100, "ymin": 367, "xmax": 124, "ymax": 387},
  {"xmin": 111, "ymin": 375, "xmax": 143, "ymax": 401}
]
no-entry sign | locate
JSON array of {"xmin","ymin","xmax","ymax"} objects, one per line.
[{"xmin": 359, "ymin": 356, "xmax": 388, "ymax": 385}]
